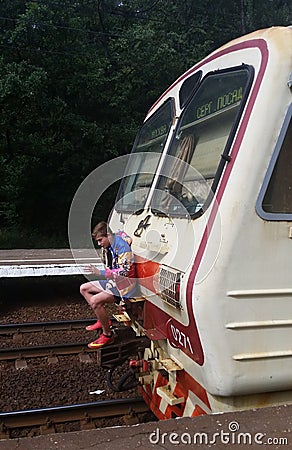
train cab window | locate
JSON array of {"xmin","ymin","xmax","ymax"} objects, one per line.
[
  {"xmin": 257, "ymin": 105, "xmax": 292, "ymax": 220},
  {"xmin": 115, "ymin": 99, "xmax": 174, "ymax": 213},
  {"xmin": 152, "ymin": 67, "xmax": 252, "ymax": 217}
]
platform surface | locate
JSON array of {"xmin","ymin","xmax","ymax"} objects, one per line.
[
  {"xmin": 0, "ymin": 403, "xmax": 291, "ymax": 449},
  {"xmin": 0, "ymin": 249, "xmax": 102, "ymax": 278}
]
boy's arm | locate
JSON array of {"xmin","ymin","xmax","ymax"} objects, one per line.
[{"xmin": 100, "ymin": 250, "xmax": 134, "ymax": 279}]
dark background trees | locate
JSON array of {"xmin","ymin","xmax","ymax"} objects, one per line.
[{"xmin": 0, "ymin": 0, "xmax": 291, "ymax": 248}]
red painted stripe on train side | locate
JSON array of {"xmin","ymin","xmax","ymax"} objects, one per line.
[{"xmin": 136, "ymin": 39, "xmax": 269, "ymax": 365}]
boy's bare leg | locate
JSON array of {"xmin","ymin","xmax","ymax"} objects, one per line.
[
  {"xmin": 80, "ymin": 281, "xmax": 103, "ymax": 307},
  {"xmin": 88, "ymin": 291, "xmax": 115, "ymax": 335}
]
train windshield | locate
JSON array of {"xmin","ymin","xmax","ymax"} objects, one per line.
[
  {"xmin": 152, "ymin": 67, "xmax": 252, "ymax": 217},
  {"xmin": 115, "ymin": 99, "xmax": 174, "ymax": 213}
]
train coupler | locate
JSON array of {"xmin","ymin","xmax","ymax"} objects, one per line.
[
  {"xmin": 129, "ymin": 358, "xmax": 150, "ymax": 372},
  {"xmin": 96, "ymin": 327, "xmax": 149, "ymax": 370},
  {"xmin": 95, "ymin": 327, "xmax": 150, "ymax": 392},
  {"xmin": 129, "ymin": 358, "xmax": 154, "ymax": 385}
]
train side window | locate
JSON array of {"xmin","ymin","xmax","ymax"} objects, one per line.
[
  {"xmin": 115, "ymin": 99, "xmax": 174, "ymax": 213},
  {"xmin": 257, "ymin": 105, "xmax": 292, "ymax": 220},
  {"xmin": 152, "ymin": 66, "xmax": 253, "ymax": 217}
]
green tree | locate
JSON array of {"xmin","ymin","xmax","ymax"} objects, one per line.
[{"xmin": 0, "ymin": 0, "xmax": 291, "ymax": 247}]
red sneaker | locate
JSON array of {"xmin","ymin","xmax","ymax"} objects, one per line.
[
  {"xmin": 86, "ymin": 319, "xmax": 113, "ymax": 331},
  {"xmin": 88, "ymin": 333, "xmax": 114, "ymax": 349}
]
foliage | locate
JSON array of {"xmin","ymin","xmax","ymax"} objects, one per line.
[{"xmin": 0, "ymin": 0, "xmax": 291, "ymax": 247}]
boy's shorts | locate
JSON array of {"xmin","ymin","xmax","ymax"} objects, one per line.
[
  {"xmin": 99, "ymin": 279, "xmax": 121, "ymax": 304},
  {"xmin": 99, "ymin": 280, "xmax": 138, "ymax": 305}
]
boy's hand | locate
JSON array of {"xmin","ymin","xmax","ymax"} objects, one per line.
[{"xmin": 84, "ymin": 264, "xmax": 101, "ymax": 276}]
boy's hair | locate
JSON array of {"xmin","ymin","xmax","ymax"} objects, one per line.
[{"xmin": 92, "ymin": 221, "xmax": 113, "ymax": 238}]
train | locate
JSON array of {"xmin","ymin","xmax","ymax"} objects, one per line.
[{"xmin": 105, "ymin": 26, "xmax": 292, "ymax": 419}]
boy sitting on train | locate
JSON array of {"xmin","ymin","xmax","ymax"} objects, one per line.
[{"xmin": 80, "ymin": 221, "xmax": 136, "ymax": 348}]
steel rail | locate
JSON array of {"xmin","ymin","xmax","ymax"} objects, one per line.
[
  {"xmin": 0, "ymin": 342, "xmax": 95, "ymax": 361},
  {"xmin": 0, "ymin": 318, "xmax": 98, "ymax": 335},
  {"xmin": 0, "ymin": 398, "xmax": 148, "ymax": 429},
  {"xmin": 0, "ymin": 327, "xmax": 144, "ymax": 362}
]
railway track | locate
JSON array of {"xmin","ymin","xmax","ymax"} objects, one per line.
[
  {"xmin": 0, "ymin": 397, "xmax": 149, "ymax": 439},
  {"xmin": 0, "ymin": 318, "xmax": 98, "ymax": 335},
  {"xmin": 0, "ymin": 342, "xmax": 95, "ymax": 362},
  {"xmin": 0, "ymin": 319, "xmax": 100, "ymax": 363},
  {"xmin": 0, "ymin": 319, "xmax": 148, "ymax": 367},
  {"xmin": 0, "ymin": 282, "xmax": 154, "ymax": 440}
]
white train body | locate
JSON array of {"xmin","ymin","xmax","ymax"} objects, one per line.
[{"xmin": 110, "ymin": 26, "xmax": 292, "ymax": 418}]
